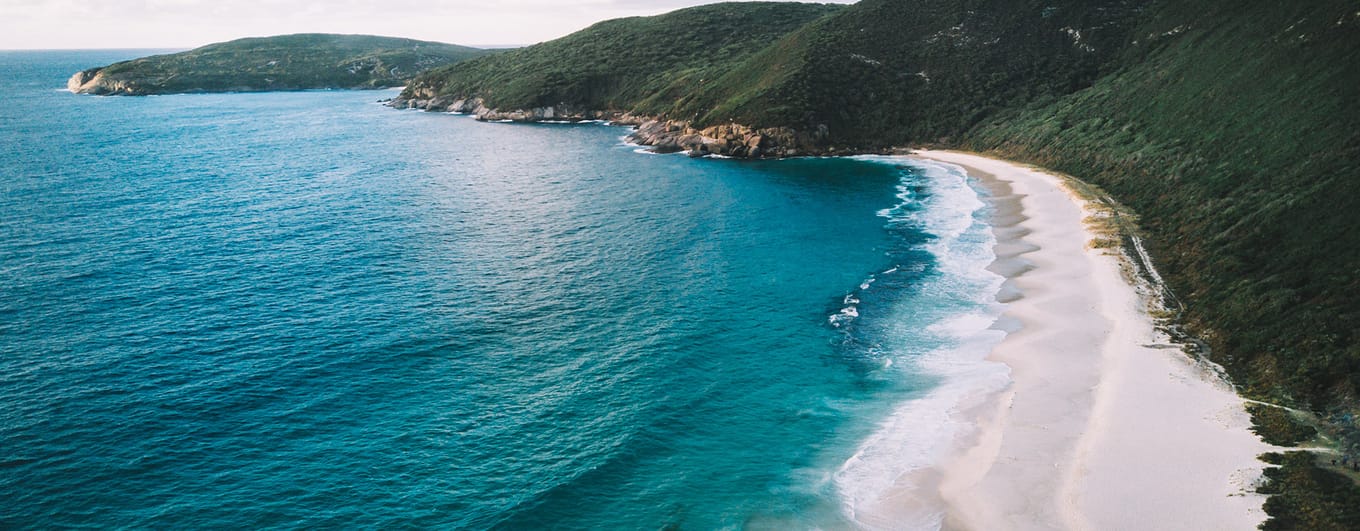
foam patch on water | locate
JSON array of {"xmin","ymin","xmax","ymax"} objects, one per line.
[{"xmin": 833, "ymin": 157, "xmax": 1010, "ymax": 530}]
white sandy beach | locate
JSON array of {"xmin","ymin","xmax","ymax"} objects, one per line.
[{"xmin": 910, "ymin": 150, "xmax": 1276, "ymax": 531}]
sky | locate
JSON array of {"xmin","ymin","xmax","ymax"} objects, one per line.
[{"xmin": 0, "ymin": 0, "xmax": 857, "ymax": 50}]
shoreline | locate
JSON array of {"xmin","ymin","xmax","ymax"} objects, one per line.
[
  {"xmin": 911, "ymin": 150, "xmax": 1274, "ymax": 530},
  {"xmin": 368, "ymin": 102, "xmax": 1288, "ymax": 525}
]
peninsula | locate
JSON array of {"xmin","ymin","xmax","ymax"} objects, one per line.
[{"xmin": 68, "ymin": 33, "xmax": 492, "ymax": 96}]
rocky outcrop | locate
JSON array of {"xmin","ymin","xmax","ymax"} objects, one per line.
[
  {"xmin": 67, "ymin": 68, "xmax": 137, "ymax": 95},
  {"xmin": 626, "ymin": 119, "xmax": 854, "ymax": 159},
  {"xmin": 389, "ymin": 90, "xmax": 877, "ymax": 159},
  {"xmin": 67, "ymin": 69, "xmax": 96, "ymax": 93},
  {"xmin": 390, "ymin": 90, "xmax": 628, "ymax": 123},
  {"xmin": 393, "ymin": 96, "xmax": 602, "ymax": 122}
]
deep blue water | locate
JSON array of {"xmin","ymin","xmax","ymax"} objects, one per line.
[{"xmin": 0, "ymin": 51, "xmax": 1001, "ymax": 529}]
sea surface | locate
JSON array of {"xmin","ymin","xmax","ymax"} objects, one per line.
[{"xmin": 0, "ymin": 51, "xmax": 1004, "ymax": 529}]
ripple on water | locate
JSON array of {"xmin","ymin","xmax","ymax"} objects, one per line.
[{"xmin": 1, "ymin": 51, "xmax": 995, "ymax": 530}]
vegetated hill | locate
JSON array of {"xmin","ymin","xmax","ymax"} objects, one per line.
[
  {"xmin": 964, "ymin": 0, "xmax": 1360, "ymax": 415},
  {"xmin": 393, "ymin": 2, "xmax": 845, "ymax": 116},
  {"xmin": 68, "ymin": 34, "xmax": 493, "ymax": 95},
  {"xmin": 675, "ymin": 0, "xmax": 1149, "ymax": 146}
]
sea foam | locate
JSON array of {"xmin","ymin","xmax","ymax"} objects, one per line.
[{"xmin": 834, "ymin": 158, "xmax": 1010, "ymax": 530}]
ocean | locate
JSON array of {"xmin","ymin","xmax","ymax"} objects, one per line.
[{"xmin": 0, "ymin": 51, "xmax": 1005, "ymax": 529}]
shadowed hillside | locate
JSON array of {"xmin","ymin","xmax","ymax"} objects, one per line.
[{"xmin": 393, "ymin": 2, "xmax": 845, "ymax": 117}]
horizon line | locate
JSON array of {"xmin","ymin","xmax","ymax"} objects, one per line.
[{"xmin": 0, "ymin": 42, "xmax": 528, "ymax": 52}]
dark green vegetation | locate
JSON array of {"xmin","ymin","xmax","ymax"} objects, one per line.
[
  {"xmin": 400, "ymin": 2, "xmax": 845, "ymax": 113},
  {"xmin": 966, "ymin": 0, "xmax": 1360, "ymax": 421},
  {"xmin": 69, "ymin": 34, "xmax": 492, "ymax": 95},
  {"xmin": 673, "ymin": 0, "xmax": 1147, "ymax": 146},
  {"xmin": 1248, "ymin": 404, "xmax": 1318, "ymax": 447},
  {"xmin": 1251, "ymin": 407, "xmax": 1360, "ymax": 530},
  {"xmin": 1258, "ymin": 452, "xmax": 1360, "ymax": 531}
]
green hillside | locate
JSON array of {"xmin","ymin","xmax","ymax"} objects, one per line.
[
  {"xmin": 676, "ymin": 0, "xmax": 1147, "ymax": 143},
  {"xmin": 396, "ymin": 2, "xmax": 845, "ymax": 113},
  {"xmin": 964, "ymin": 0, "xmax": 1360, "ymax": 414},
  {"xmin": 69, "ymin": 34, "xmax": 493, "ymax": 95}
]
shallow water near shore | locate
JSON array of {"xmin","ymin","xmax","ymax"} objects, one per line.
[{"xmin": 1, "ymin": 51, "xmax": 1001, "ymax": 528}]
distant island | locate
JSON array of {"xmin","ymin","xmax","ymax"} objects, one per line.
[{"xmin": 68, "ymin": 33, "xmax": 494, "ymax": 95}]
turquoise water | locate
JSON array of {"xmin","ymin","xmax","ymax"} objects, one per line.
[{"xmin": 0, "ymin": 51, "xmax": 1001, "ymax": 529}]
